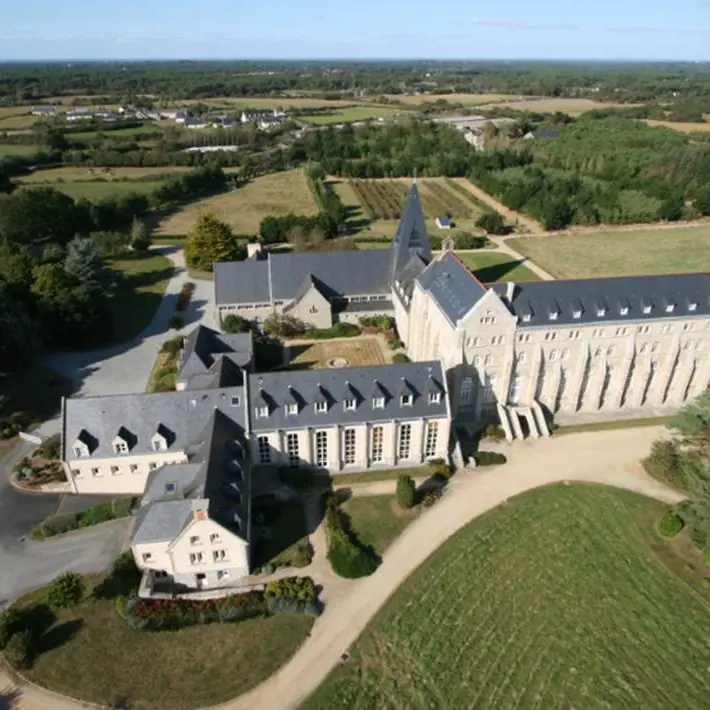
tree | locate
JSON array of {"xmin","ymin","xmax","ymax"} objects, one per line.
[
  {"xmin": 657, "ymin": 194, "xmax": 684, "ymax": 222},
  {"xmin": 0, "ymin": 281, "xmax": 37, "ymax": 369},
  {"xmin": 48, "ymin": 571, "xmax": 83, "ymax": 609},
  {"xmin": 185, "ymin": 212, "xmax": 245, "ymax": 272},
  {"xmin": 64, "ymin": 235, "xmax": 105, "ymax": 293},
  {"xmin": 222, "ymin": 314, "xmax": 253, "ymax": 334},
  {"xmin": 264, "ymin": 313, "xmax": 307, "ymax": 337},
  {"xmin": 695, "ymin": 185, "xmax": 710, "ymax": 216},
  {"xmin": 475, "ymin": 211, "xmax": 508, "ymax": 235},
  {"xmin": 396, "ymin": 474, "xmax": 416, "ymax": 509},
  {"xmin": 130, "ymin": 217, "xmax": 152, "ymax": 252},
  {"xmin": 539, "ymin": 199, "xmax": 574, "ymax": 231}
]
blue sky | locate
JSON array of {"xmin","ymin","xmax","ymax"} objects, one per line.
[{"xmin": 2, "ymin": 0, "xmax": 710, "ymax": 61}]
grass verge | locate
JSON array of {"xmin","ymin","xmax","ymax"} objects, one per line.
[{"xmin": 554, "ymin": 417, "xmax": 671, "ymax": 436}]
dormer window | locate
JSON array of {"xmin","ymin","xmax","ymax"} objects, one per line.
[
  {"xmin": 643, "ymin": 305, "xmax": 652, "ymax": 314},
  {"xmin": 522, "ymin": 313, "xmax": 531, "ymax": 323},
  {"xmin": 689, "ymin": 302, "xmax": 697, "ymax": 312},
  {"xmin": 373, "ymin": 396, "xmax": 385, "ymax": 409},
  {"xmin": 285, "ymin": 403, "xmax": 298, "ymax": 416},
  {"xmin": 256, "ymin": 405, "xmax": 269, "ymax": 418},
  {"xmin": 400, "ymin": 394, "xmax": 413, "ymax": 407},
  {"xmin": 620, "ymin": 307, "xmax": 629, "ymax": 316},
  {"xmin": 73, "ymin": 445, "xmax": 87, "ymax": 458},
  {"xmin": 428, "ymin": 392, "xmax": 441, "ymax": 405},
  {"xmin": 549, "ymin": 310, "xmax": 559, "ymax": 321},
  {"xmin": 114, "ymin": 441, "xmax": 128, "ymax": 455},
  {"xmin": 596, "ymin": 308, "xmax": 606, "ymax": 317},
  {"xmin": 572, "ymin": 310, "xmax": 581, "ymax": 319},
  {"xmin": 315, "ymin": 401, "xmax": 327, "ymax": 414},
  {"xmin": 152, "ymin": 438, "xmax": 167, "ymax": 452},
  {"xmin": 665, "ymin": 303, "xmax": 675, "ymax": 313},
  {"xmin": 344, "ymin": 398, "xmax": 357, "ymax": 412}
]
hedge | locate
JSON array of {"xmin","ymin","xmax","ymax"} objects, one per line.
[
  {"xmin": 33, "ymin": 497, "xmax": 136, "ymax": 539},
  {"xmin": 324, "ymin": 499, "xmax": 379, "ymax": 579},
  {"xmin": 475, "ymin": 451, "xmax": 507, "ymax": 466},
  {"xmin": 304, "ymin": 322, "xmax": 361, "ymax": 340}
]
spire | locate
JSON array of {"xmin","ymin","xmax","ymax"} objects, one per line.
[{"xmin": 390, "ymin": 181, "xmax": 432, "ymax": 284}]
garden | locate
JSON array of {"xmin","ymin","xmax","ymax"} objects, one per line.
[{"xmin": 11, "ymin": 434, "xmax": 65, "ymax": 489}]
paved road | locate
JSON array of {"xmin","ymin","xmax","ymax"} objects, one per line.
[{"xmin": 41, "ymin": 247, "xmax": 214, "ymax": 407}]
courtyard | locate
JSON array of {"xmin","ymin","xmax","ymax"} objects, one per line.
[{"xmin": 284, "ymin": 336, "xmax": 389, "ymax": 370}]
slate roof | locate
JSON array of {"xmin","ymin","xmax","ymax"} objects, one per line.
[
  {"xmin": 63, "ymin": 386, "xmax": 247, "ymax": 460},
  {"xmin": 140, "ymin": 463, "xmax": 204, "ymax": 506},
  {"xmin": 249, "ymin": 361, "xmax": 447, "ymax": 432},
  {"xmin": 132, "ymin": 500, "xmax": 195, "ymax": 545},
  {"xmin": 214, "ymin": 250, "xmax": 391, "ymax": 306},
  {"xmin": 395, "ymin": 253, "xmax": 428, "ymax": 303},
  {"xmin": 489, "ymin": 272, "xmax": 710, "ymax": 328},
  {"xmin": 390, "ymin": 183, "xmax": 432, "ymax": 283},
  {"xmin": 177, "ymin": 327, "xmax": 252, "ymax": 385},
  {"xmin": 417, "ymin": 252, "xmax": 487, "ymax": 325}
]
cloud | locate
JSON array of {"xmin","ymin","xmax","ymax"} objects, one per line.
[{"xmin": 471, "ymin": 19, "xmax": 581, "ymax": 31}]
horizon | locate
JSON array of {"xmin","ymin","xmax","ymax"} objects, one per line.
[{"xmin": 2, "ymin": 0, "xmax": 710, "ymax": 62}]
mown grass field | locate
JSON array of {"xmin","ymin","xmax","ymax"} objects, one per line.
[
  {"xmin": 342, "ymin": 495, "xmax": 421, "ymax": 556},
  {"xmin": 0, "ymin": 113, "xmax": 39, "ymax": 129},
  {"xmin": 51, "ymin": 180, "xmax": 161, "ymax": 201},
  {"xmin": 14, "ymin": 574, "xmax": 313, "ymax": 710},
  {"xmin": 485, "ymin": 97, "xmax": 641, "ymax": 114},
  {"xmin": 0, "ymin": 143, "xmax": 39, "ymax": 157},
  {"xmin": 299, "ymin": 105, "xmax": 404, "ymax": 125},
  {"xmin": 380, "ymin": 92, "xmax": 517, "ymax": 106},
  {"xmin": 69, "ymin": 123, "xmax": 167, "ymax": 141},
  {"xmin": 107, "ymin": 252, "xmax": 173, "ymax": 342},
  {"xmin": 157, "ymin": 168, "xmax": 318, "ymax": 236},
  {"xmin": 305, "ymin": 484, "xmax": 710, "ymax": 710},
  {"xmin": 288, "ymin": 337, "xmax": 387, "ymax": 370},
  {"xmin": 509, "ymin": 226, "xmax": 710, "ymax": 278},
  {"xmin": 456, "ymin": 250, "xmax": 541, "ymax": 283},
  {"xmin": 19, "ymin": 165, "xmax": 190, "ymax": 183}
]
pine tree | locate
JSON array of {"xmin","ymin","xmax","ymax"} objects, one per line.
[
  {"xmin": 64, "ymin": 236, "xmax": 105, "ymax": 292},
  {"xmin": 184, "ymin": 212, "xmax": 244, "ymax": 272}
]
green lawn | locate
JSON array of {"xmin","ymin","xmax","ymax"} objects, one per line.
[
  {"xmin": 342, "ymin": 495, "xmax": 421, "ymax": 556},
  {"xmin": 107, "ymin": 252, "xmax": 173, "ymax": 342},
  {"xmin": 0, "ymin": 143, "xmax": 39, "ymax": 157},
  {"xmin": 50, "ymin": 180, "xmax": 161, "ymax": 201},
  {"xmin": 12, "ymin": 574, "xmax": 313, "ymax": 710},
  {"xmin": 299, "ymin": 105, "xmax": 403, "ymax": 125},
  {"xmin": 455, "ymin": 250, "xmax": 542, "ymax": 282},
  {"xmin": 509, "ymin": 226, "xmax": 710, "ymax": 279},
  {"xmin": 69, "ymin": 123, "xmax": 166, "ymax": 141},
  {"xmin": 305, "ymin": 484, "xmax": 710, "ymax": 710}
]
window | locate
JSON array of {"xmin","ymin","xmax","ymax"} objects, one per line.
[
  {"xmin": 517, "ymin": 352, "xmax": 527, "ymax": 364},
  {"xmin": 344, "ymin": 398, "xmax": 357, "ymax": 411},
  {"xmin": 373, "ymin": 396, "xmax": 385, "ymax": 409},
  {"xmin": 400, "ymin": 394, "xmax": 413, "ymax": 407},
  {"xmin": 344, "ymin": 428, "xmax": 356, "ymax": 465},
  {"xmin": 149, "ymin": 462, "xmax": 157, "ymax": 470},
  {"xmin": 572, "ymin": 310, "xmax": 581, "ymax": 319},
  {"xmin": 608, "ymin": 345, "xmax": 616, "ymax": 356},
  {"xmin": 210, "ymin": 533, "xmax": 221, "ymax": 543},
  {"xmin": 637, "ymin": 325, "xmax": 650, "ymax": 334},
  {"xmin": 665, "ymin": 304, "xmax": 675, "ymax": 313},
  {"xmin": 287, "ymin": 433, "xmax": 300, "ymax": 468},
  {"xmin": 642, "ymin": 305, "xmax": 652, "ymax": 314},
  {"xmin": 616, "ymin": 327, "xmax": 628, "ymax": 336},
  {"xmin": 689, "ymin": 302, "xmax": 698, "ymax": 312},
  {"xmin": 466, "ymin": 336, "xmax": 482, "ymax": 347},
  {"xmin": 230, "ymin": 395, "xmax": 240, "ymax": 407},
  {"xmin": 683, "ymin": 323, "xmax": 695, "ymax": 332},
  {"xmin": 315, "ymin": 401, "xmax": 327, "ymax": 414},
  {"xmin": 483, "ymin": 374, "xmax": 497, "ymax": 403},
  {"xmin": 592, "ymin": 328, "xmax": 604, "ymax": 338},
  {"xmin": 73, "ymin": 446, "xmax": 85, "ymax": 458},
  {"xmin": 562, "ymin": 349, "xmax": 570, "ymax": 361},
  {"xmin": 549, "ymin": 311, "xmax": 558, "ymax": 321},
  {"xmin": 522, "ymin": 314, "xmax": 531, "ymax": 323},
  {"xmin": 425, "ymin": 421, "xmax": 438, "ymax": 457},
  {"xmin": 544, "ymin": 332, "xmax": 557, "ymax": 341},
  {"xmin": 257, "ymin": 436, "xmax": 271, "ymax": 464},
  {"xmin": 212, "ymin": 549, "xmax": 227, "ymax": 562},
  {"xmin": 620, "ymin": 307, "xmax": 629, "ymax": 316},
  {"xmin": 217, "ymin": 570, "xmax": 230, "ymax": 581},
  {"xmin": 152, "ymin": 439, "xmax": 167, "ymax": 452},
  {"xmin": 189, "ymin": 536, "xmax": 201, "ymax": 546},
  {"xmin": 114, "ymin": 441, "xmax": 128, "ymax": 454},
  {"xmin": 371, "ymin": 426, "xmax": 384, "ymax": 463},
  {"xmin": 189, "ymin": 552, "xmax": 204, "ymax": 565},
  {"xmin": 518, "ymin": 333, "xmax": 531, "ymax": 343},
  {"xmin": 315, "ymin": 431, "xmax": 328, "ymax": 467},
  {"xmin": 142, "ymin": 553, "xmax": 153, "ymax": 563},
  {"xmin": 640, "ymin": 343, "xmax": 649, "ymax": 354},
  {"xmin": 491, "ymin": 335, "xmax": 505, "ymax": 346},
  {"xmin": 285, "ymin": 403, "xmax": 298, "ymax": 416},
  {"xmin": 595, "ymin": 347, "xmax": 604, "ymax": 357},
  {"xmin": 130, "ymin": 464, "xmax": 138, "ymax": 473},
  {"xmin": 596, "ymin": 307, "xmax": 606, "ymax": 317},
  {"xmin": 165, "ymin": 482, "xmax": 177, "ymax": 494},
  {"xmin": 480, "ymin": 316, "xmax": 497, "ymax": 325},
  {"xmin": 110, "ymin": 465, "xmax": 120, "ymax": 475},
  {"xmin": 568, "ymin": 330, "xmax": 580, "ymax": 340},
  {"xmin": 309, "ymin": 305, "xmax": 318, "ymax": 314},
  {"xmin": 398, "ymin": 423, "xmax": 412, "ymax": 460},
  {"xmin": 473, "ymin": 355, "xmax": 482, "ymax": 366},
  {"xmin": 91, "ymin": 467, "xmax": 101, "ymax": 476},
  {"xmin": 550, "ymin": 350, "xmax": 559, "ymax": 362},
  {"xmin": 428, "ymin": 392, "xmax": 441, "ymax": 404},
  {"xmin": 256, "ymin": 405, "xmax": 269, "ymax": 419},
  {"xmin": 661, "ymin": 324, "xmax": 672, "ymax": 334}
]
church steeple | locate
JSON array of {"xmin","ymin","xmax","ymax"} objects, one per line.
[{"xmin": 390, "ymin": 181, "xmax": 432, "ymax": 283}]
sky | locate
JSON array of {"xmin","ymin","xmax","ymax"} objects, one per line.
[{"xmin": 1, "ymin": 0, "xmax": 710, "ymax": 61}]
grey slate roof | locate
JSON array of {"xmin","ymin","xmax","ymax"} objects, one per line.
[
  {"xmin": 214, "ymin": 250, "xmax": 392, "ymax": 306},
  {"xmin": 140, "ymin": 463, "xmax": 204, "ymax": 506},
  {"xmin": 390, "ymin": 183, "xmax": 432, "ymax": 283},
  {"xmin": 395, "ymin": 253, "xmax": 428, "ymax": 302},
  {"xmin": 132, "ymin": 500, "xmax": 195, "ymax": 545},
  {"xmin": 63, "ymin": 386, "xmax": 247, "ymax": 460},
  {"xmin": 177, "ymin": 327, "xmax": 252, "ymax": 385},
  {"xmin": 417, "ymin": 252, "xmax": 487, "ymax": 325},
  {"xmin": 249, "ymin": 361, "xmax": 447, "ymax": 432},
  {"xmin": 489, "ymin": 272, "xmax": 710, "ymax": 328}
]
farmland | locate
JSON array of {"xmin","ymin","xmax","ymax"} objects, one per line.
[
  {"xmin": 18, "ymin": 165, "xmax": 192, "ymax": 183},
  {"xmin": 305, "ymin": 484, "xmax": 710, "ymax": 710},
  {"xmin": 643, "ymin": 118, "xmax": 710, "ymax": 133},
  {"xmin": 484, "ymin": 97, "xmax": 641, "ymax": 115},
  {"xmin": 0, "ymin": 112, "xmax": 39, "ymax": 130},
  {"xmin": 509, "ymin": 225, "xmax": 710, "ymax": 278},
  {"xmin": 0, "ymin": 143, "xmax": 39, "ymax": 158},
  {"xmin": 379, "ymin": 92, "xmax": 518, "ymax": 106},
  {"xmin": 51, "ymin": 180, "xmax": 161, "ymax": 201},
  {"xmin": 156, "ymin": 168, "xmax": 318, "ymax": 236},
  {"xmin": 299, "ymin": 105, "xmax": 404, "ymax": 125}
]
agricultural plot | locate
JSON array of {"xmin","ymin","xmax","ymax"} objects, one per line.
[
  {"xmin": 0, "ymin": 113, "xmax": 39, "ymax": 130},
  {"xmin": 299, "ymin": 105, "xmax": 404, "ymax": 125},
  {"xmin": 644, "ymin": 118, "xmax": 710, "ymax": 133},
  {"xmin": 0, "ymin": 143, "xmax": 39, "ymax": 158},
  {"xmin": 19, "ymin": 166, "xmax": 191, "ymax": 183},
  {"xmin": 51, "ymin": 181, "xmax": 161, "ymax": 201},
  {"xmin": 485, "ymin": 97, "xmax": 641, "ymax": 115},
  {"xmin": 305, "ymin": 484, "xmax": 710, "ymax": 710}
]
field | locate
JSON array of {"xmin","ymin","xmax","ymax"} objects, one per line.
[
  {"xmin": 379, "ymin": 92, "xmax": 517, "ymax": 106},
  {"xmin": 13, "ymin": 573, "xmax": 313, "ymax": 710},
  {"xmin": 107, "ymin": 252, "xmax": 174, "ymax": 342},
  {"xmin": 299, "ymin": 105, "xmax": 403, "ymax": 125},
  {"xmin": 0, "ymin": 113, "xmax": 39, "ymax": 130},
  {"xmin": 19, "ymin": 165, "xmax": 191, "ymax": 183},
  {"xmin": 157, "ymin": 168, "xmax": 318, "ymax": 236},
  {"xmin": 455, "ymin": 251, "xmax": 541, "ymax": 283},
  {"xmin": 51, "ymin": 181, "xmax": 160, "ymax": 201},
  {"xmin": 69, "ymin": 123, "xmax": 167, "ymax": 141},
  {"xmin": 305, "ymin": 484, "xmax": 710, "ymax": 710},
  {"xmin": 509, "ymin": 225, "xmax": 710, "ymax": 279},
  {"xmin": 644, "ymin": 118, "xmax": 710, "ymax": 133},
  {"xmin": 485, "ymin": 97, "xmax": 640, "ymax": 115},
  {"xmin": 287, "ymin": 337, "xmax": 387, "ymax": 370},
  {"xmin": 0, "ymin": 143, "xmax": 39, "ymax": 157},
  {"xmin": 342, "ymin": 495, "xmax": 421, "ymax": 556}
]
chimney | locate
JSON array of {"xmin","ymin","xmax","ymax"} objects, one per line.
[
  {"xmin": 247, "ymin": 242, "xmax": 263, "ymax": 259},
  {"xmin": 506, "ymin": 282, "xmax": 516, "ymax": 303}
]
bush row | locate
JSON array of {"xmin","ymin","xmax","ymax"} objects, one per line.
[
  {"xmin": 304, "ymin": 322, "xmax": 361, "ymax": 340},
  {"xmin": 32, "ymin": 497, "xmax": 136, "ymax": 539},
  {"xmin": 474, "ymin": 451, "xmax": 507, "ymax": 466}
]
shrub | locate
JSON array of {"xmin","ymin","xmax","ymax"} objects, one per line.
[
  {"xmin": 264, "ymin": 313, "xmax": 307, "ymax": 338},
  {"xmin": 455, "ymin": 231, "xmax": 489, "ymax": 248},
  {"xmin": 169, "ymin": 315, "xmax": 183, "ymax": 330},
  {"xmin": 475, "ymin": 451, "xmax": 507, "ymax": 466},
  {"xmin": 658, "ymin": 510, "xmax": 684, "ymax": 538},
  {"xmin": 476, "ymin": 211, "xmax": 509, "ymax": 235},
  {"xmin": 328, "ymin": 542, "xmax": 378, "ymax": 579},
  {"xmin": 77, "ymin": 501, "xmax": 115, "ymax": 527},
  {"xmin": 392, "ymin": 353, "xmax": 410, "ymax": 363},
  {"xmin": 291, "ymin": 540, "xmax": 314, "ymax": 568},
  {"xmin": 48, "ymin": 572, "xmax": 83, "ymax": 609},
  {"xmin": 160, "ymin": 335, "xmax": 183, "ymax": 355},
  {"xmin": 222, "ymin": 314, "xmax": 253, "ymax": 334},
  {"xmin": 175, "ymin": 282, "xmax": 195, "ymax": 311},
  {"xmin": 3, "ymin": 630, "xmax": 34, "ymax": 670},
  {"xmin": 304, "ymin": 322, "xmax": 360, "ymax": 340},
  {"xmin": 484, "ymin": 425, "xmax": 507, "ymax": 442},
  {"xmin": 264, "ymin": 576, "xmax": 317, "ymax": 602},
  {"xmin": 396, "ymin": 474, "xmax": 416, "ymax": 509},
  {"xmin": 33, "ymin": 512, "xmax": 78, "ymax": 539},
  {"xmin": 111, "ymin": 497, "xmax": 136, "ymax": 518},
  {"xmin": 37, "ymin": 434, "xmax": 61, "ymax": 460},
  {"xmin": 387, "ymin": 338, "xmax": 404, "ymax": 350},
  {"xmin": 643, "ymin": 439, "xmax": 687, "ymax": 490},
  {"xmin": 359, "ymin": 315, "xmax": 395, "ymax": 331},
  {"xmin": 422, "ymin": 489, "xmax": 443, "ymax": 507},
  {"xmin": 0, "ymin": 608, "xmax": 20, "ymax": 650}
]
